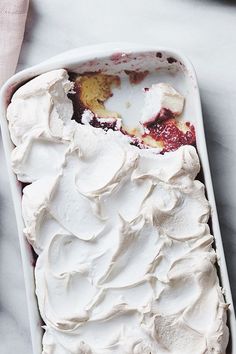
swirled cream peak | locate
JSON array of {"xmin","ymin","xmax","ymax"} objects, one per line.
[
  {"xmin": 7, "ymin": 70, "xmax": 229, "ymax": 354},
  {"xmin": 7, "ymin": 69, "xmax": 75, "ymax": 146}
]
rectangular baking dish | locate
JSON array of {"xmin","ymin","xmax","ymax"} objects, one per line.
[{"xmin": 0, "ymin": 43, "xmax": 235, "ymax": 354}]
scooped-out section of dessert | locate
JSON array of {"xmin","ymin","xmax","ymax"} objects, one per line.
[{"xmin": 69, "ymin": 71, "xmax": 196, "ymax": 153}]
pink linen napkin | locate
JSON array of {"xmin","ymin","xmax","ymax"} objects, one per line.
[{"xmin": 0, "ymin": 0, "xmax": 29, "ymax": 86}]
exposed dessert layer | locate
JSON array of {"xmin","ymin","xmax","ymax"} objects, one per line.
[
  {"xmin": 69, "ymin": 72, "xmax": 196, "ymax": 154},
  {"xmin": 7, "ymin": 69, "xmax": 229, "ymax": 354},
  {"xmin": 70, "ymin": 72, "xmax": 120, "ymax": 122}
]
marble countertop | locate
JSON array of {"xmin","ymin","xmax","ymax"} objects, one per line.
[{"xmin": 1, "ymin": 0, "xmax": 236, "ymax": 353}]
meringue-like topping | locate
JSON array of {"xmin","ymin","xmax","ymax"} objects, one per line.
[
  {"xmin": 7, "ymin": 70, "xmax": 228, "ymax": 354},
  {"xmin": 7, "ymin": 69, "xmax": 75, "ymax": 146},
  {"xmin": 141, "ymin": 83, "xmax": 185, "ymax": 124},
  {"xmin": 81, "ymin": 109, "xmax": 94, "ymax": 125}
]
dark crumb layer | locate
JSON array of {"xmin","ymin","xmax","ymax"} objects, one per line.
[
  {"xmin": 167, "ymin": 57, "xmax": 178, "ymax": 64},
  {"xmin": 156, "ymin": 52, "xmax": 162, "ymax": 58},
  {"xmin": 89, "ymin": 117, "xmax": 120, "ymax": 131},
  {"xmin": 68, "ymin": 76, "xmax": 86, "ymax": 123}
]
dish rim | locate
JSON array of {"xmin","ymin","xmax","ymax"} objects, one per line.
[{"xmin": 0, "ymin": 42, "xmax": 235, "ymax": 353}]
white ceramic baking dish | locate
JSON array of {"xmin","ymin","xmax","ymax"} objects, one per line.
[{"xmin": 0, "ymin": 43, "xmax": 235, "ymax": 354}]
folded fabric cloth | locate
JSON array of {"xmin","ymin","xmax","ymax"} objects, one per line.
[{"xmin": 0, "ymin": 0, "xmax": 29, "ymax": 86}]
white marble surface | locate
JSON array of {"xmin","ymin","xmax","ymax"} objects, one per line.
[{"xmin": 0, "ymin": 0, "xmax": 236, "ymax": 353}]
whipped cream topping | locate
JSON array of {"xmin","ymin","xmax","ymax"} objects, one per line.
[
  {"xmin": 7, "ymin": 70, "xmax": 229, "ymax": 354},
  {"xmin": 141, "ymin": 83, "xmax": 185, "ymax": 124}
]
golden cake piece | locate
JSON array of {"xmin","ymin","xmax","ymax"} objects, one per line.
[
  {"xmin": 75, "ymin": 73, "xmax": 120, "ymax": 118},
  {"xmin": 142, "ymin": 134, "xmax": 164, "ymax": 149}
]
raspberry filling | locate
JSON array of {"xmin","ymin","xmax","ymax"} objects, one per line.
[{"xmin": 143, "ymin": 119, "xmax": 196, "ymax": 153}]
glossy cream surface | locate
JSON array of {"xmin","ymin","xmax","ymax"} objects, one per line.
[{"xmin": 7, "ymin": 69, "xmax": 229, "ymax": 354}]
